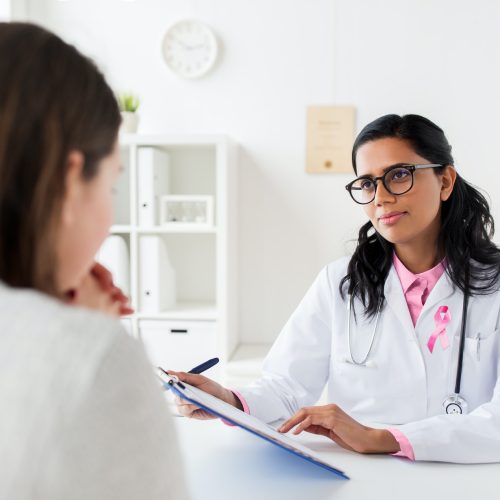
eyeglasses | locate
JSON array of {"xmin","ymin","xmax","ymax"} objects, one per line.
[{"xmin": 345, "ymin": 163, "xmax": 444, "ymax": 205}]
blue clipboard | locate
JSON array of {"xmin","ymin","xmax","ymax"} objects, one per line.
[{"xmin": 158, "ymin": 370, "xmax": 349, "ymax": 480}]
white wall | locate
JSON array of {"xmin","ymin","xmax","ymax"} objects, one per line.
[
  {"xmin": 0, "ymin": 0, "xmax": 10, "ymax": 20},
  {"xmin": 19, "ymin": 0, "xmax": 500, "ymax": 345},
  {"xmin": 2, "ymin": 0, "xmax": 27, "ymax": 20}
]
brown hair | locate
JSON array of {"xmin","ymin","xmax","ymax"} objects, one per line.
[{"xmin": 0, "ymin": 22, "xmax": 121, "ymax": 295}]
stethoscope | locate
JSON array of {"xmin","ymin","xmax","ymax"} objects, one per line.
[{"xmin": 346, "ymin": 290, "xmax": 470, "ymax": 415}]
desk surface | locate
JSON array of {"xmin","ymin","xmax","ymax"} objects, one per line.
[{"xmin": 174, "ymin": 416, "xmax": 498, "ymax": 500}]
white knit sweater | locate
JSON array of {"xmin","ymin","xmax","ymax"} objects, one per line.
[{"xmin": 0, "ymin": 281, "xmax": 188, "ymax": 500}]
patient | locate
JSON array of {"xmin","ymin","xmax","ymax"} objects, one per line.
[{"xmin": 0, "ymin": 22, "xmax": 188, "ymax": 500}]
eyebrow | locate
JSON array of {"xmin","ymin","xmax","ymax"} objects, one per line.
[
  {"xmin": 358, "ymin": 163, "xmax": 409, "ymax": 177},
  {"xmin": 382, "ymin": 163, "xmax": 408, "ymax": 173}
]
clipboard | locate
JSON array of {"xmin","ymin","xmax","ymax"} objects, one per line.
[{"xmin": 157, "ymin": 370, "xmax": 349, "ymax": 479}]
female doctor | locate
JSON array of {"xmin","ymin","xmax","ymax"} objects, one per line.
[{"xmin": 172, "ymin": 114, "xmax": 500, "ymax": 463}]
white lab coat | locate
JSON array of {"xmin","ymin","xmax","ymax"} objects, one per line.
[{"xmin": 238, "ymin": 257, "xmax": 500, "ymax": 463}]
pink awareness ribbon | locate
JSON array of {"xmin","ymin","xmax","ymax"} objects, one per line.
[{"xmin": 427, "ymin": 305, "xmax": 451, "ymax": 353}]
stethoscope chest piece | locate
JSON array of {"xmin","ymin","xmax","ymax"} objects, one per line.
[{"xmin": 443, "ymin": 394, "xmax": 468, "ymax": 415}]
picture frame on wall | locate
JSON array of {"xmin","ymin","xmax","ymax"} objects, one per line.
[{"xmin": 305, "ymin": 105, "xmax": 356, "ymax": 174}]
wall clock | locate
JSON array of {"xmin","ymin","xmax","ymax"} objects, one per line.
[{"xmin": 162, "ymin": 19, "xmax": 218, "ymax": 79}]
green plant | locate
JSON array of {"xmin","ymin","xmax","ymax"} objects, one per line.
[{"xmin": 117, "ymin": 93, "xmax": 140, "ymax": 113}]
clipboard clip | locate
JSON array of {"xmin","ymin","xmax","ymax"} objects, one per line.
[{"xmin": 156, "ymin": 367, "xmax": 185, "ymax": 391}]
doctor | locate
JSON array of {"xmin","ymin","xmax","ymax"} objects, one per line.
[{"xmin": 172, "ymin": 114, "xmax": 500, "ymax": 463}]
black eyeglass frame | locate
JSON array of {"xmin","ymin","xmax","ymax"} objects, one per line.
[{"xmin": 345, "ymin": 163, "xmax": 445, "ymax": 205}]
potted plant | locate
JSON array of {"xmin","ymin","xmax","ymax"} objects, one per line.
[{"xmin": 117, "ymin": 93, "xmax": 140, "ymax": 133}]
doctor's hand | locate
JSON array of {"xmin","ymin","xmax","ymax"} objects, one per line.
[
  {"xmin": 168, "ymin": 371, "xmax": 244, "ymax": 420},
  {"xmin": 278, "ymin": 404, "xmax": 400, "ymax": 455}
]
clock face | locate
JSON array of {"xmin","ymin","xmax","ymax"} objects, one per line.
[{"xmin": 162, "ymin": 20, "xmax": 218, "ymax": 79}]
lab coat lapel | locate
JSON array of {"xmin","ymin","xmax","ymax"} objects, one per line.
[
  {"xmin": 415, "ymin": 271, "xmax": 462, "ymax": 334},
  {"xmin": 418, "ymin": 271, "xmax": 456, "ymax": 314},
  {"xmin": 384, "ymin": 265, "xmax": 415, "ymax": 337}
]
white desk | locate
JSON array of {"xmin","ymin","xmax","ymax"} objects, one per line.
[{"xmin": 174, "ymin": 416, "xmax": 498, "ymax": 500}]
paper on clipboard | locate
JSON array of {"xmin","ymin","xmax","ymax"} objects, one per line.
[{"xmin": 158, "ymin": 371, "xmax": 349, "ymax": 479}]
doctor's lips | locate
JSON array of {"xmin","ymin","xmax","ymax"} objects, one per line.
[{"xmin": 378, "ymin": 211, "xmax": 407, "ymax": 225}]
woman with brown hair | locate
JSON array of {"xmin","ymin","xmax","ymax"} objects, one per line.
[{"xmin": 0, "ymin": 23, "xmax": 187, "ymax": 500}]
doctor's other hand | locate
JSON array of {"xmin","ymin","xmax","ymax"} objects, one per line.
[
  {"xmin": 168, "ymin": 371, "xmax": 243, "ymax": 420},
  {"xmin": 278, "ymin": 404, "xmax": 400, "ymax": 455},
  {"xmin": 65, "ymin": 262, "xmax": 134, "ymax": 317}
]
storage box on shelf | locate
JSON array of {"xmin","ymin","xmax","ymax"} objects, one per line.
[{"xmin": 99, "ymin": 134, "xmax": 238, "ymax": 374}]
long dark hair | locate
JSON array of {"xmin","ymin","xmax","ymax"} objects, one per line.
[
  {"xmin": 340, "ymin": 114, "xmax": 500, "ymax": 318},
  {"xmin": 0, "ymin": 23, "xmax": 121, "ymax": 295}
]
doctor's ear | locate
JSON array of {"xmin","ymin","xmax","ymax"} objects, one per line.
[
  {"xmin": 61, "ymin": 150, "xmax": 85, "ymax": 227},
  {"xmin": 440, "ymin": 165, "xmax": 457, "ymax": 202}
]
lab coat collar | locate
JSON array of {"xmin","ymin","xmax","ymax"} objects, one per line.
[
  {"xmin": 384, "ymin": 265, "xmax": 415, "ymax": 335},
  {"xmin": 384, "ymin": 263, "xmax": 459, "ymax": 334}
]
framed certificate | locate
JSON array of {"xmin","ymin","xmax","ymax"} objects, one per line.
[{"xmin": 306, "ymin": 105, "xmax": 355, "ymax": 174}]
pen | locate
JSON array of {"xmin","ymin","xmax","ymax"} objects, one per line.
[{"xmin": 188, "ymin": 357, "xmax": 219, "ymax": 374}]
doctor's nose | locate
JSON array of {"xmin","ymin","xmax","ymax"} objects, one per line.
[{"xmin": 373, "ymin": 181, "xmax": 397, "ymax": 206}]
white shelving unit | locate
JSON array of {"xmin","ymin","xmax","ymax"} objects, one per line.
[{"xmin": 105, "ymin": 134, "xmax": 238, "ymax": 378}]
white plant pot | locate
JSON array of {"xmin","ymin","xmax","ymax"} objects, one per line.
[{"xmin": 120, "ymin": 111, "xmax": 139, "ymax": 133}]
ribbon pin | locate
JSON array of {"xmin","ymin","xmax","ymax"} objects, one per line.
[{"xmin": 427, "ymin": 305, "xmax": 451, "ymax": 353}]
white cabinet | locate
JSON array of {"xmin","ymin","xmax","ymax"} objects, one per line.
[
  {"xmin": 103, "ymin": 134, "xmax": 238, "ymax": 373},
  {"xmin": 139, "ymin": 320, "xmax": 219, "ymax": 378}
]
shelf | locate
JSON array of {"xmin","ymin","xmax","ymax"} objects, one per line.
[
  {"xmin": 118, "ymin": 132, "xmax": 230, "ymax": 147},
  {"xmin": 102, "ymin": 135, "xmax": 238, "ymax": 362},
  {"xmin": 110, "ymin": 225, "xmax": 217, "ymax": 235},
  {"xmin": 135, "ymin": 302, "xmax": 218, "ymax": 321},
  {"xmin": 137, "ymin": 226, "xmax": 217, "ymax": 234}
]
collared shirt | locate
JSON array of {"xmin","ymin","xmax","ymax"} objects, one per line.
[
  {"xmin": 393, "ymin": 252, "xmax": 447, "ymax": 327},
  {"xmin": 389, "ymin": 252, "xmax": 447, "ymax": 460}
]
